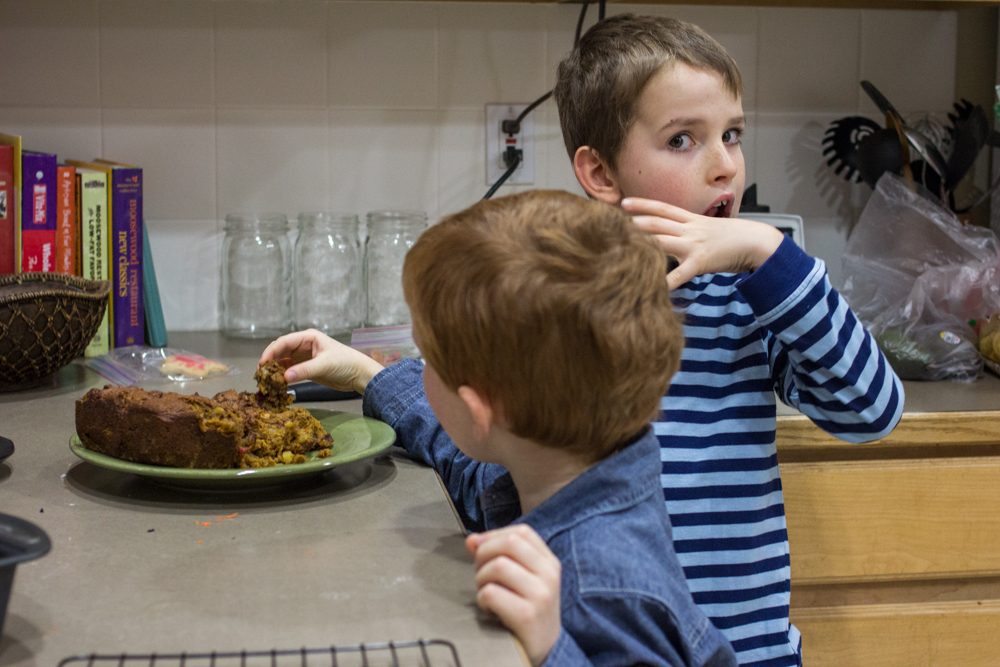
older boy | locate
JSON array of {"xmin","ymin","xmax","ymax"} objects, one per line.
[
  {"xmin": 555, "ymin": 14, "xmax": 904, "ymax": 667},
  {"xmin": 261, "ymin": 191, "xmax": 737, "ymax": 667}
]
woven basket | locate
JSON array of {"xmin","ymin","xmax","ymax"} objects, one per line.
[{"xmin": 0, "ymin": 273, "xmax": 112, "ymax": 388}]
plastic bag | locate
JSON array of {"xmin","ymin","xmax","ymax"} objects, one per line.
[
  {"xmin": 85, "ymin": 346, "xmax": 240, "ymax": 386},
  {"xmin": 842, "ymin": 173, "xmax": 1000, "ymax": 381},
  {"xmin": 350, "ymin": 325, "xmax": 420, "ymax": 366}
]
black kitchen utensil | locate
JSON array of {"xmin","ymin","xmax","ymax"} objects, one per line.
[
  {"xmin": 860, "ymin": 80, "xmax": 948, "ymax": 180},
  {"xmin": 855, "ymin": 128, "xmax": 905, "ymax": 188},
  {"xmin": 0, "ymin": 514, "xmax": 51, "ymax": 637},
  {"xmin": 945, "ymin": 102, "xmax": 990, "ymax": 191},
  {"xmin": 0, "ymin": 436, "xmax": 12, "ymax": 464},
  {"xmin": 823, "ymin": 116, "xmax": 882, "ymax": 183},
  {"xmin": 287, "ymin": 381, "xmax": 360, "ymax": 402}
]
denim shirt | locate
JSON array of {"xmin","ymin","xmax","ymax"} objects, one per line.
[{"xmin": 364, "ymin": 359, "xmax": 737, "ymax": 667}]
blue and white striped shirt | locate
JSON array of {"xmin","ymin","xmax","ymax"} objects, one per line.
[{"xmin": 659, "ymin": 235, "xmax": 904, "ymax": 667}]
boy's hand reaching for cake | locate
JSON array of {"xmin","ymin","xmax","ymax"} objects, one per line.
[
  {"xmin": 259, "ymin": 329, "xmax": 384, "ymax": 396},
  {"xmin": 622, "ymin": 197, "xmax": 784, "ymax": 291},
  {"xmin": 466, "ymin": 524, "xmax": 562, "ymax": 667}
]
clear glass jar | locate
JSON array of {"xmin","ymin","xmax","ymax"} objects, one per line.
[
  {"xmin": 364, "ymin": 210, "xmax": 428, "ymax": 327},
  {"xmin": 220, "ymin": 213, "xmax": 291, "ymax": 339},
  {"xmin": 293, "ymin": 212, "xmax": 363, "ymax": 336}
]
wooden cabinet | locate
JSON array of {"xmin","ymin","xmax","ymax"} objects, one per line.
[{"xmin": 779, "ymin": 395, "xmax": 1000, "ymax": 666}]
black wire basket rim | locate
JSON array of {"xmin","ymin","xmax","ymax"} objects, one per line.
[
  {"xmin": 0, "ymin": 272, "xmax": 112, "ymax": 307},
  {"xmin": 55, "ymin": 638, "xmax": 462, "ymax": 667}
]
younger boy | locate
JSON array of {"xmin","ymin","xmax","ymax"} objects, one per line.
[
  {"xmin": 261, "ymin": 190, "xmax": 738, "ymax": 667},
  {"xmin": 554, "ymin": 14, "xmax": 904, "ymax": 667}
]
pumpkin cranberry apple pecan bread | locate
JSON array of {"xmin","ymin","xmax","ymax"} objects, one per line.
[{"xmin": 75, "ymin": 361, "xmax": 333, "ymax": 469}]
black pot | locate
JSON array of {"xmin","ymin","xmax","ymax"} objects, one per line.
[{"xmin": 0, "ymin": 514, "xmax": 51, "ymax": 637}]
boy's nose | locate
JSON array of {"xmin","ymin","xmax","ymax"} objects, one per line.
[{"xmin": 707, "ymin": 143, "xmax": 739, "ymax": 183}]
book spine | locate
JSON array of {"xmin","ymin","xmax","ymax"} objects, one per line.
[
  {"xmin": 141, "ymin": 219, "xmax": 168, "ymax": 347},
  {"xmin": 79, "ymin": 171, "xmax": 110, "ymax": 357},
  {"xmin": 56, "ymin": 165, "xmax": 76, "ymax": 274},
  {"xmin": 0, "ymin": 145, "xmax": 13, "ymax": 275},
  {"xmin": 74, "ymin": 171, "xmax": 83, "ymax": 275},
  {"xmin": 109, "ymin": 168, "xmax": 143, "ymax": 348},
  {"xmin": 21, "ymin": 152, "xmax": 57, "ymax": 273}
]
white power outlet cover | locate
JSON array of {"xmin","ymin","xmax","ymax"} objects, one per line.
[{"xmin": 485, "ymin": 103, "xmax": 535, "ymax": 186}]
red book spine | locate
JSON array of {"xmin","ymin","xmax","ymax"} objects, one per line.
[
  {"xmin": 0, "ymin": 145, "xmax": 13, "ymax": 275},
  {"xmin": 56, "ymin": 165, "xmax": 76, "ymax": 274}
]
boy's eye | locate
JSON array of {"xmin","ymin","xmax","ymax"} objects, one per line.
[
  {"xmin": 723, "ymin": 128, "xmax": 743, "ymax": 145},
  {"xmin": 668, "ymin": 134, "xmax": 693, "ymax": 150}
]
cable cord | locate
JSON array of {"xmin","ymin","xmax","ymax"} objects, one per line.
[
  {"xmin": 575, "ymin": 1, "xmax": 591, "ymax": 45},
  {"xmin": 481, "ymin": 1, "xmax": 591, "ymax": 200},
  {"xmin": 481, "ymin": 151, "xmax": 522, "ymax": 200}
]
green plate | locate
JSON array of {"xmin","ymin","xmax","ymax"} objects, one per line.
[{"xmin": 68, "ymin": 409, "xmax": 396, "ymax": 491}]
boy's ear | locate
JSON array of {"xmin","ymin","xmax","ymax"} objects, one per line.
[
  {"xmin": 573, "ymin": 146, "xmax": 623, "ymax": 205},
  {"xmin": 457, "ymin": 385, "xmax": 498, "ymax": 442}
]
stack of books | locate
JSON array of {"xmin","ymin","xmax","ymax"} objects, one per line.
[{"xmin": 0, "ymin": 132, "xmax": 167, "ymax": 352}]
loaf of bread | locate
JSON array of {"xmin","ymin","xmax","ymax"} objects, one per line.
[{"xmin": 75, "ymin": 361, "xmax": 333, "ymax": 469}]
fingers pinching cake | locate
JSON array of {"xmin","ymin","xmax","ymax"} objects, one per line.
[{"xmin": 75, "ymin": 361, "xmax": 333, "ymax": 469}]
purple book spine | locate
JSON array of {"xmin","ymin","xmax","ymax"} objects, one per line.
[
  {"xmin": 110, "ymin": 168, "xmax": 143, "ymax": 348},
  {"xmin": 21, "ymin": 152, "xmax": 57, "ymax": 272}
]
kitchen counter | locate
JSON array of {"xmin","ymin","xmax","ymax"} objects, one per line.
[
  {"xmin": 775, "ymin": 370, "xmax": 1000, "ymax": 666},
  {"xmin": 0, "ymin": 332, "xmax": 526, "ymax": 667}
]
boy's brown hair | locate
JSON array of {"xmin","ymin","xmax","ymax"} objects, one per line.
[
  {"xmin": 402, "ymin": 190, "xmax": 683, "ymax": 462},
  {"xmin": 554, "ymin": 13, "xmax": 743, "ymax": 171}
]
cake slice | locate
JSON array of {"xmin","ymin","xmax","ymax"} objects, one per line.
[{"xmin": 75, "ymin": 362, "xmax": 333, "ymax": 469}]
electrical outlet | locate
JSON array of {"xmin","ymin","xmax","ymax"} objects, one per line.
[{"xmin": 486, "ymin": 103, "xmax": 535, "ymax": 186}]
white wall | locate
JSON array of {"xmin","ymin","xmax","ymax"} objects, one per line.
[{"xmin": 0, "ymin": 0, "xmax": 958, "ymax": 330}]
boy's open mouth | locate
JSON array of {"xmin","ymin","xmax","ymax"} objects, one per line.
[{"xmin": 704, "ymin": 198, "xmax": 734, "ymax": 218}]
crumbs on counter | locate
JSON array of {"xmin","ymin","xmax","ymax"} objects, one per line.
[
  {"xmin": 39, "ymin": 508, "xmax": 43, "ymax": 513},
  {"xmin": 148, "ymin": 529, "xmax": 155, "ymax": 533}
]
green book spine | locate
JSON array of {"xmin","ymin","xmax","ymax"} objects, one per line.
[
  {"xmin": 142, "ymin": 219, "xmax": 167, "ymax": 347},
  {"xmin": 78, "ymin": 169, "xmax": 110, "ymax": 357}
]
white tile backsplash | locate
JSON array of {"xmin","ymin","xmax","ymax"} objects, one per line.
[
  {"xmin": 100, "ymin": 0, "xmax": 214, "ymax": 109},
  {"xmin": 328, "ymin": 1, "xmax": 438, "ymax": 108},
  {"xmin": 0, "ymin": 0, "xmax": 101, "ymax": 108},
  {"xmin": 437, "ymin": 2, "xmax": 548, "ymax": 108},
  {"xmin": 145, "ymin": 219, "xmax": 223, "ymax": 332},
  {"xmin": 754, "ymin": 112, "xmax": 865, "ymax": 223},
  {"xmin": 758, "ymin": 7, "xmax": 862, "ymax": 113},
  {"xmin": 102, "ymin": 108, "xmax": 217, "ymax": 221},
  {"xmin": 328, "ymin": 107, "xmax": 439, "ymax": 218},
  {"xmin": 216, "ymin": 108, "xmax": 330, "ymax": 217},
  {"xmin": 859, "ymin": 10, "xmax": 958, "ymax": 116},
  {"xmin": 214, "ymin": 0, "xmax": 328, "ymax": 108},
  {"xmin": 0, "ymin": 0, "xmax": 962, "ymax": 330},
  {"xmin": 0, "ymin": 107, "xmax": 102, "ymax": 160}
]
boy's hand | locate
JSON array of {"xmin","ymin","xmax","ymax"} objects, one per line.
[
  {"xmin": 622, "ymin": 197, "xmax": 784, "ymax": 291},
  {"xmin": 259, "ymin": 329, "xmax": 384, "ymax": 395},
  {"xmin": 466, "ymin": 525, "xmax": 561, "ymax": 667}
]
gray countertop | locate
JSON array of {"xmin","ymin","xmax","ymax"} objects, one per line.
[
  {"xmin": 774, "ymin": 370, "xmax": 1000, "ymax": 417},
  {"xmin": 0, "ymin": 332, "xmax": 525, "ymax": 667}
]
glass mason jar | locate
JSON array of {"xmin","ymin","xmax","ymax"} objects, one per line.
[
  {"xmin": 364, "ymin": 210, "xmax": 428, "ymax": 327},
  {"xmin": 293, "ymin": 212, "xmax": 363, "ymax": 336},
  {"xmin": 220, "ymin": 213, "xmax": 292, "ymax": 339}
]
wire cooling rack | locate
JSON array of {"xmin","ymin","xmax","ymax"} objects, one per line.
[{"xmin": 57, "ymin": 639, "xmax": 462, "ymax": 667}]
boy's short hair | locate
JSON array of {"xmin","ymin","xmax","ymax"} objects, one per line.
[
  {"xmin": 554, "ymin": 13, "xmax": 742, "ymax": 171},
  {"xmin": 402, "ymin": 190, "xmax": 683, "ymax": 462}
]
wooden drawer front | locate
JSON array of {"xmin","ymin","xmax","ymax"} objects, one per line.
[
  {"xmin": 783, "ymin": 457, "xmax": 1000, "ymax": 583},
  {"xmin": 791, "ymin": 600, "xmax": 1000, "ymax": 667}
]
